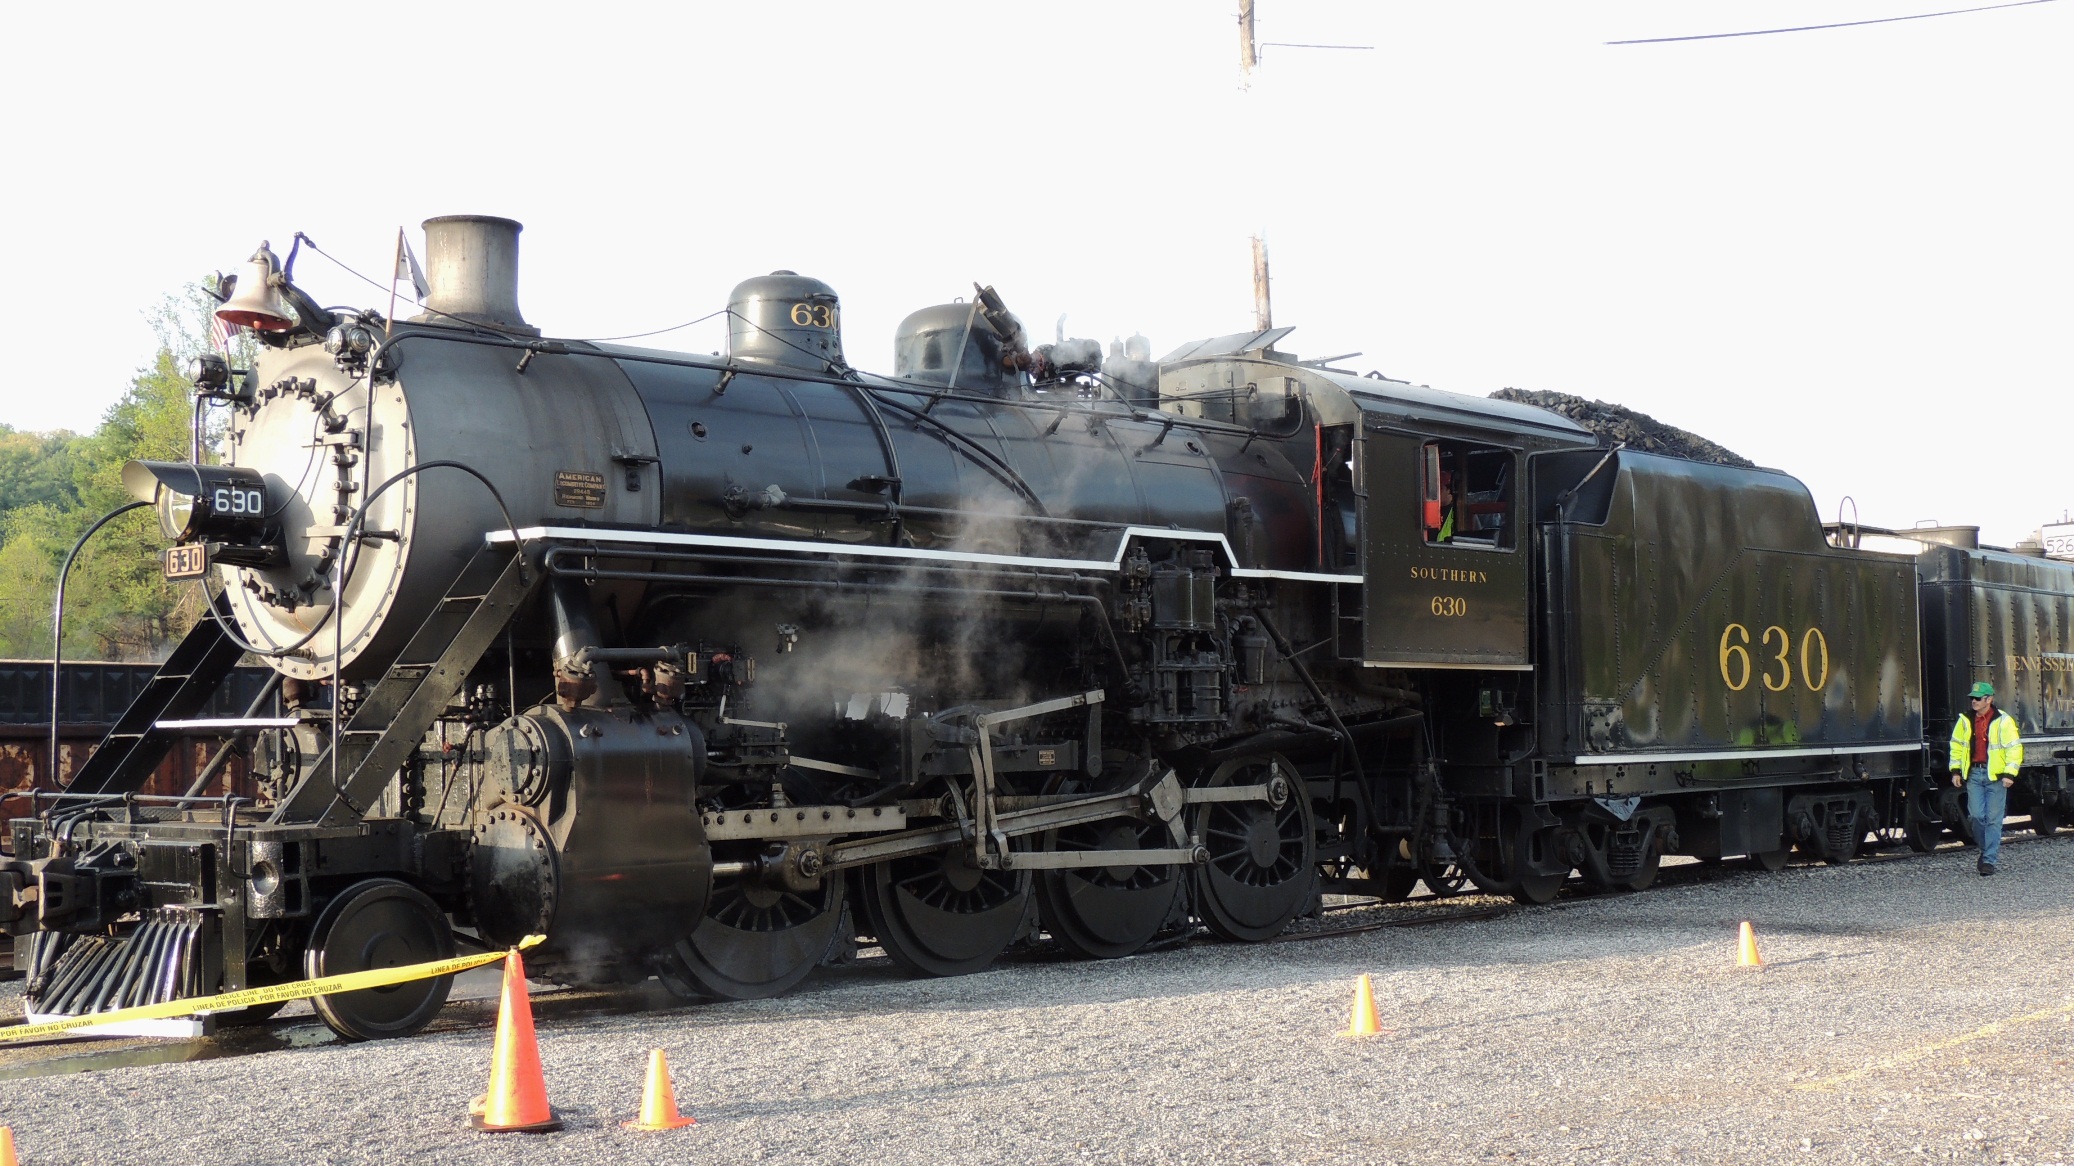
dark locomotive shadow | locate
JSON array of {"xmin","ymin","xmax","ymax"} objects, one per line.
[
  {"xmin": 7, "ymin": 832, "xmax": 2066, "ymax": 1082},
  {"xmin": 678, "ymin": 831, "xmax": 2074, "ymax": 1023},
  {"xmin": 464, "ymin": 828, "xmax": 2074, "ymax": 1034}
]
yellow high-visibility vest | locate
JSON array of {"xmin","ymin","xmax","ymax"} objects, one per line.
[{"xmin": 1948, "ymin": 711, "xmax": 2023, "ymax": 778}]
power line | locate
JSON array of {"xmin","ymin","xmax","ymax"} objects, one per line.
[{"xmin": 1608, "ymin": 0, "xmax": 2058, "ymax": 45}]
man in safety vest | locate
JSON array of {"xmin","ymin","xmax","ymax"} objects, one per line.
[{"xmin": 1949, "ymin": 681, "xmax": 2023, "ymax": 876}]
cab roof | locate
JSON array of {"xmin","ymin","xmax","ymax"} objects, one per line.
[{"xmin": 1316, "ymin": 368, "xmax": 1596, "ymax": 445}]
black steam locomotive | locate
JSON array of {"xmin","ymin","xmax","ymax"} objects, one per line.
[{"xmin": 4, "ymin": 216, "xmax": 2070, "ymax": 1039}]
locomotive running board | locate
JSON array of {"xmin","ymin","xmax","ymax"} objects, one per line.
[
  {"xmin": 269, "ymin": 545, "xmax": 540, "ymax": 826},
  {"xmin": 488, "ymin": 525, "xmax": 1363, "ymax": 585}
]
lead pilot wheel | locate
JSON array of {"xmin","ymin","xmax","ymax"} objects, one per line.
[
  {"xmin": 304, "ymin": 879, "xmax": 456, "ymax": 1041},
  {"xmin": 1190, "ymin": 756, "xmax": 1316, "ymax": 943},
  {"xmin": 662, "ymin": 869, "xmax": 846, "ymax": 1001}
]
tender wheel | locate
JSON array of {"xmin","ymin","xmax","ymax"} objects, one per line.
[
  {"xmin": 1747, "ymin": 846, "xmax": 1791, "ymax": 871},
  {"xmin": 1903, "ymin": 812, "xmax": 1941, "ymax": 852},
  {"xmin": 1377, "ymin": 864, "xmax": 1420, "ymax": 903},
  {"xmin": 1506, "ymin": 824, "xmax": 1567, "ymax": 905},
  {"xmin": 2032, "ymin": 808, "xmax": 2062, "ymax": 837},
  {"xmin": 663, "ymin": 867, "xmax": 845, "ymax": 1000},
  {"xmin": 1421, "ymin": 861, "xmax": 1470, "ymax": 898},
  {"xmin": 860, "ymin": 845, "xmax": 1032, "ymax": 976},
  {"xmin": 1035, "ymin": 769, "xmax": 1185, "ymax": 959},
  {"xmin": 1942, "ymin": 789, "xmax": 1978, "ymax": 847},
  {"xmin": 1622, "ymin": 842, "xmax": 1663, "ymax": 891},
  {"xmin": 1823, "ymin": 811, "xmax": 1867, "ymax": 866},
  {"xmin": 1511, "ymin": 870, "xmax": 1564, "ymax": 905},
  {"xmin": 304, "ymin": 879, "xmax": 456, "ymax": 1042},
  {"xmin": 1190, "ymin": 756, "xmax": 1316, "ymax": 943}
]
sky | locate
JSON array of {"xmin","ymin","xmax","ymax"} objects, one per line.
[{"xmin": 1, "ymin": 0, "xmax": 2066, "ymax": 545}]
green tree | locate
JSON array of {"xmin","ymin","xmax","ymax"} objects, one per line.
[
  {"xmin": 0, "ymin": 282, "xmax": 243, "ymax": 660},
  {"xmin": 0, "ymin": 426, "xmax": 82, "ymax": 522}
]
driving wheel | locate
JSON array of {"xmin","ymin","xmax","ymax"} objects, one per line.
[
  {"xmin": 1190, "ymin": 756, "xmax": 1316, "ymax": 943},
  {"xmin": 860, "ymin": 845, "xmax": 1032, "ymax": 977},
  {"xmin": 1035, "ymin": 766, "xmax": 1186, "ymax": 959},
  {"xmin": 662, "ymin": 867, "xmax": 845, "ymax": 1000}
]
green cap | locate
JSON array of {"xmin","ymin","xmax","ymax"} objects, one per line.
[{"xmin": 1969, "ymin": 681, "xmax": 1995, "ymax": 699}]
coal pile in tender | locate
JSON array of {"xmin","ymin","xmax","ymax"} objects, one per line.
[{"xmin": 1491, "ymin": 387, "xmax": 1753, "ymax": 467}]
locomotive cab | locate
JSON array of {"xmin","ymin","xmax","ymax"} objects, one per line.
[{"xmin": 1345, "ymin": 380, "xmax": 1594, "ymax": 669}]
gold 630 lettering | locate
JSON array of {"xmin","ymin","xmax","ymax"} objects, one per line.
[
  {"xmin": 1430, "ymin": 596, "xmax": 1467, "ymax": 617},
  {"xmin": 789, "ymin": 302, "xmax": 836, "ymax": 328},
  {"xmin": 1718, "ymin": 622, "xmax": 1829, "ymax": 693}
]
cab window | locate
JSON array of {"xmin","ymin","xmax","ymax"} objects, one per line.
[{"xmin": 1420, "ymin": 440, "xmax": 1513, "ymax": 549}]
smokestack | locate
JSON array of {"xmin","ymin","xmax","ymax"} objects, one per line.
[{"xmin": 415, "ymin": 215, "xmax": 538, "ymax": 335}]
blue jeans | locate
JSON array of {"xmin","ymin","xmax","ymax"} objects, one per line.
[{"xmin": 1967, "ymin": 765, "xmax": 2009, "ymax": 866}]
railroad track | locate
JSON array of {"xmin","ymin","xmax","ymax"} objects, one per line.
[{"xmin": 2, "ymin": 829, "xmax": 2058, "ymax": 1082}]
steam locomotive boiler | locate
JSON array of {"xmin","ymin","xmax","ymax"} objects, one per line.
[
  {"xmin": 4, "ymin": 214, "xmax": 2060, "ymax": 1041},
  {"xmin": 2, "ymin": 216, "xmax": 1359, "ymax": 1038}
]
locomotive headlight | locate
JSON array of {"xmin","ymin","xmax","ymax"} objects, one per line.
[
  {"xmin": 184, "ymin": 353, "xmax": 230, "ymax": 391},
  {"xmin": 121, "ymin": 460, "xmax": 272, "ymax": 543},
  {"xmin": 158, "ymin": 481, "xmax": 197, "ymax": 540},
  {"xmin": 322, "ymin": 323, "xmax": 373, "ymax": 359}
]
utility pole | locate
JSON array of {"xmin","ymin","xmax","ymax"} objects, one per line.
[
  {"xmin": 1236, "ymin": 2, "xmax": 1372, "ymax": 335},
  {"xmin": 1238, "ymin": 0, "xmax": 1257, "ymax": 85},
  {"xmin": 1251, "ymin": 234, "xmax": 1273, "ymax": 332},
  {"xmin": 1241, "ymin": 1, "xmax": 1269, "ymax": 330}
]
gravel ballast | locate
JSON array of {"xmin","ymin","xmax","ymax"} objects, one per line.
[{"xmin": 2, "ymin": 835, "xmax": 2072, "ymax": 1165}]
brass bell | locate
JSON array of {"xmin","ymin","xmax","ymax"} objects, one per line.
[{"xmin": 216, "ymin": 242, "xmax": 297, "ymax": 333}]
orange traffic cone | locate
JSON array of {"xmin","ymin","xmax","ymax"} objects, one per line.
[
  {"xmin": 1341, "ymin": 973, "xmax": 1384, "ymax": 1037},
  {"xmin": 1736, "ymin": 921, "xmax": 1764, "ymax": 968},
  {"xmin": 469, "ymin": 947, "xmax": 563, "ymax": 1133},
  {"xmin": 624, "ymin": 1048, "xmax": 698, "ymax": 1130},
  {"xmin": 1, "ymin": 1124, "xmax": 17, "ymax": 1166}
]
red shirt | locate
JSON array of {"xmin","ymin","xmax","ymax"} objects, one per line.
[{"xmin": 1972, "ymin": 709, "xmax": 1994, "ymax": 766}]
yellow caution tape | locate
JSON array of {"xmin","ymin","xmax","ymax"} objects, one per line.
[
  {"xmin": 1795, "ymin": 996, "xmax": 2074, "ymax": 1092},
  {"xmin": 0, "ymin": 934, "xmax": 545, "ymax": 1045}
]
